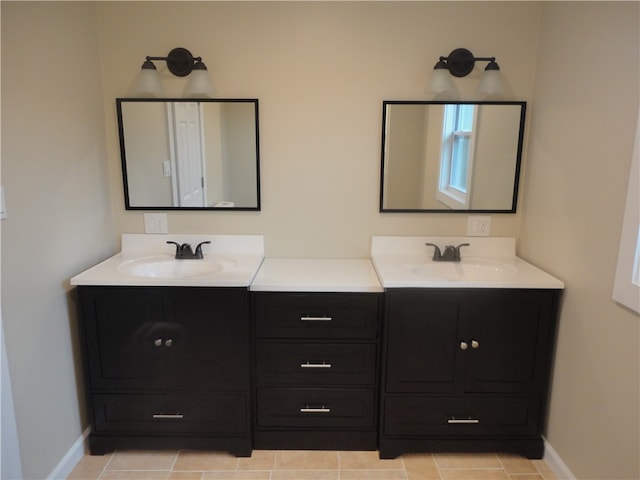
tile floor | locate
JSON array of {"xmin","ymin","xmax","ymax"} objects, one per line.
[{"xmin": 67, "ymin": 450, "xmax": 558, "ymax": 480}]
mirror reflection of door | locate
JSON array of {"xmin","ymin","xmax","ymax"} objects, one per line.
[
  {"xmin": 169, "ymin": 102, "xmax": 206, "ymax": 207},
  {"xmin": 118, "ymin": 98, "xmax": 260, "ymax": 210}
]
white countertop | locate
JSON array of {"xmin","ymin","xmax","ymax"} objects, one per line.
[
  {"xmin": 70, "ymin": 234, "xmax": 264, "ymax": 287},
  {"xmin": 250, "ymin": 258, "xmax": 383, "ymax": 292},
  {"xmin": 70, "ymin": 234, "xmax": 563, "ymax": 291},
  {"xmin": 371, "ymin": 236, "xmax": 564, "ymax": 289}
]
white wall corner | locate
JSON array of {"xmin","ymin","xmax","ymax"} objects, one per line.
[
  {"xmin": 543, "ymin": 436, "xmax": 577, "ymax": 480},
  {"xmin": 47, "ymin": 427, "xmax": 90, "ymax": 480}
]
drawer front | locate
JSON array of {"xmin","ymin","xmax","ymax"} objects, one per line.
[
  {"xmin": 257, "ymin": 388, "xmax": 376, "ymax": 429},
  {"xmin": 92, "ymin": 393, "xmax": 248, "ymax": 434},
  {"xmin": 384, "ymin": 396, "xmax": 540, "ymax": 437},
  {"xmin": 256, "ymin": 343, "xmax": 377, "ymax": 386},
  {"xmin": 254, "ymin": 293, "xmax": 380, "ymax": 339}
]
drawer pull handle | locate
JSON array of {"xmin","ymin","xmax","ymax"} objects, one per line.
[
  {"xmin": 300, "ymin": 406, "xmax": 331, "ymax": 413},
  {"xmin": 300, "ymin": 362, "xmax": 332, "ymax": 369},
  {"xmin": 460, "ymin": 341, "xmax": 469, "ymax": 350},
  {"xmin": 300, "ymin": 316, "xmax": 332, "ymax": 322},
  {"xmin": 447, "ymin": 417, "xmax": 479, "ymax": 424},
  {"xmin": 154, "ymin": 338, "xmax": 163, "ymax": 347},
  {"xmin": 152, "ymin": 413, "xmax": 184, "ymax": 419},
  {"xmin": 471, "ymin": 340, "xmax": 480, "ymax": 349},
  {"xmin": 165, "ymin": 339, "xmax": 174, "ymax": 347}
]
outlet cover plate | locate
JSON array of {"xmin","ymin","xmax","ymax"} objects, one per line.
[
  {"xmin": 144, "ymin": 213, "xmax": 168, "ymax": 234},
  {"xmin": 467, "ymin": 215, "xmax": 491, "ymax": 236}
]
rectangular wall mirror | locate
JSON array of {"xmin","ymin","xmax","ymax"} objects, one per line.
[
  {"xmin": 117, "ymin": 98, "xmax": 260, "ymax": 210},
  {"xmin": 380, "ymin": 101, "xmax": 526, "ymax": 212}
]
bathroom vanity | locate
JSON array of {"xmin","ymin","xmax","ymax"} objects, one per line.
[
  {"xmin": 371, "ymin": 236, "xmax": 564, "ymax": 459},
  {"xmin": 71, "ymin": 234, "xmax": 563, "ymax": 460},
  {"xmin": 250, "ymin": 259, "xmax": 383, "ymax": 450},
  {"xmin": 71, "ymin": 234, "xmax": 264, "ymax": 456}
]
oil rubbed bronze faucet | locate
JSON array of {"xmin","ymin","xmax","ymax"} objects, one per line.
[
  {"xmin": 167, "ymin": 241, "xmax": 211, "ymax": 259},
  {"xmin": 425, "ymin": 243, "xmax": 470, "ymax": 262}
]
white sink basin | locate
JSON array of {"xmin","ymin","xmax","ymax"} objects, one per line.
[
  {"xmin": 410, "ymin": 257, "xmax": 518, "ymax": 281},
  {"xmin": 370, "ymin": 236, "xmax": 564, "ymax": 289},
  {"xmin": 118, "ymin": 255, "xmax": 237, "ymax": 279},
  {"xmin": 70, "ymin": 234, "xmax": 265, "ymax": 287}
]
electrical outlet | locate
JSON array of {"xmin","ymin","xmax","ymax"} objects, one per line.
[
  {"xmin": 467, "ymin": 215, "xmax": 491, "ymax": 236},
  {"xmin": 163, "ymin": 161, "xmax": 172, "ymax": 177},
  {"xmin": 144, "ymin": 213, "xmax": 168, "ymax": 234}
]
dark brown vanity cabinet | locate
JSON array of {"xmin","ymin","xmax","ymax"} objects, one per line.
[
  {"xmin": 379, "ymin": 288, "xmax": 561, "ymax": 459},
  {"xmin": 78, "ymin": 286, "xmax": 252, "ymax": 456},
  {"xmin": 252, "ymin": 292, "xmax": 382, "ymax": 450}
]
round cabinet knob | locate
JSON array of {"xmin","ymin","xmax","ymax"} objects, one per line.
[
  {"xmin": 164, "ymin": 339, "xmax": 174, "ymax": 347},
  {"xmin": 471, "ymin": 340, "xmax": 480, "ymax": 349},
  {"xmin": 460, "ymin": 341, "xmax": 469, "ymax": 350},
  {"xmin": 154, "ymin": 338, "xmax": 163, "ymax": 347}
]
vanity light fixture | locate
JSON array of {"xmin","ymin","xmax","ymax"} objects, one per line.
[
  {"xmin": 426, "ymin": 48, "xmax": 505, "ymax": 99},
  {"xmin": 129, "ymin": 47, "xmax": 215, "ymax": 98}
]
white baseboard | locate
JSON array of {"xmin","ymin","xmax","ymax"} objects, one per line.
[
  {"xmin": 47, "ymin": 427, "xmax": 90, "ymax": 480},
  {"xmin": 543, "ymin": 436, "xmax": 577, "ymax": 480}
]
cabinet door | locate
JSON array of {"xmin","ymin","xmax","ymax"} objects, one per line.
[
  {"xmin": 385, "ymin": 290, "xmax": 467, "ymax": 393},
  {"xmin": 464, "ymin": 290, "xmax": 554, "ymax": 393},
  {"xmin": 163, "ymin": 288, "xmax": 250, "ymax": 391},
  {"xmin": 81, "ymin": 287, "xmax": 168, "ymax": 390},
  {"xmin": 81, "ymin": 286, "xmax": 250, "ymax": 392}
]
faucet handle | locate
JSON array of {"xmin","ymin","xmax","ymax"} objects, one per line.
[
  {"xmin": 167, "ymin": 241, "xmax": 181, "ymax": 257},
  {"xmin": 195, "ymin": 241, "xmax": 211, "ymax": 259},
  {"xmin": 425, "ymin": 243, "xmax": 442, "ymax": 261},
  {"xmin": 453, "ymin": 243, "xmax": 470, "ymax": 261}
]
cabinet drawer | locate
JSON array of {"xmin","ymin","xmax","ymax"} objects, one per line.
[
  {"xmin": 257, "ymin": 388, "xmax": 376, "ymax": 428},
  {"xmin": 384, "ymin": 396, "xmax": 540, "ymax": 437},
  {"xmin": 92, "ymin": 393, "xmax": 248, "ymax": 434},
  {"xmin": 253, "ymin": 293, "xmax": 380, "ymax": 339},
  {"xmin": 256, "ymin": 343, "xmax": 376, "ymax": 386}
]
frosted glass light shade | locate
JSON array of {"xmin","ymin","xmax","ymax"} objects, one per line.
[
  {"xmin": 129, "ymin": 68, "xmax": 164, "ymax": 98},
  {"xmin": 477, "ymin": 69, "xmax": 505, "ymax": 97},
  {"xmin": 426, "ymin": 68, "xmax": 459, "ymax": 100},
  {"xmin": 182, "ymin": 66, "xmax": 215, "ymax": 98}
]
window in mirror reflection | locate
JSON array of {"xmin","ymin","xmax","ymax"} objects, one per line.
[
  {"xmin": 438, "ymin": 104, "xmax": 477, "ymax": 208},
  {"xmin": 117, "ymin": 98, "xmax": 260, "ymax": 210},
  {"xmin": 380, "ymin": 101, "xmax": 526, "ymax": 213}
]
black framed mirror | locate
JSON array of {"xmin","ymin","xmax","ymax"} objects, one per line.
[
  {"xmin": 380, "ymin": 101, "xmax": 526, "ymax": 212},
  {"xmin": 117, "ymin": 98, "xmax": 260, "ymax": 210}
]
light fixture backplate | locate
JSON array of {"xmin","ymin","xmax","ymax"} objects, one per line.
[{"xmin": 166, "ymin": 47, "xmax": 195, "ymax": 77}]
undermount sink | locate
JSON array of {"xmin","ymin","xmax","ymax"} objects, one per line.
[
  {"xmin": 409, "ymin": 257, "xmax": 518, "ymax": 281},
  {"xmin": 118, "ymin": 255, "xmax": 237, "ymax": 279}
]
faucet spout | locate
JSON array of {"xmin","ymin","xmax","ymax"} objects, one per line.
[
  {"xmin": 425, "ymin": 242, "xmax": 470, "ymax": 262},
  {"xmin": 166, "ymin": 240, "xmax": 210, "ymax": 259}
]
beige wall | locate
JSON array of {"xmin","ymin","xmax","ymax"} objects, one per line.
[
  {"xmin": 121, "ymin": 101, "xmax": 173, "ymax": 205},
  {"xmin": 520, "ymin": 3, "xmax": 639, "ymax": 479},
  {"xmin": 384, "ymin": 104, "xmax": 427, "ymax": 208},
  {"xmin": 1, "ymin": 2, "xmax": 115, "ymax": 478},
  {"xmin": 96, "ymin": 1, "xmax": 541, "ymax": 256}
]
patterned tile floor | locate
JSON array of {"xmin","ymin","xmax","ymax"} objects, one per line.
[{"xmin": 68, "ymin": 450, "xmax": 558, "ymax": 480}]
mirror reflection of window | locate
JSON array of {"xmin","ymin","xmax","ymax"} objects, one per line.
[
  {"xmin": 380, "ymin": 101, "xmax": 525, "ymax": 213},
  {"xmin": 438, "ymin": 104, "xmax": 477, "ymax": 209}
]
